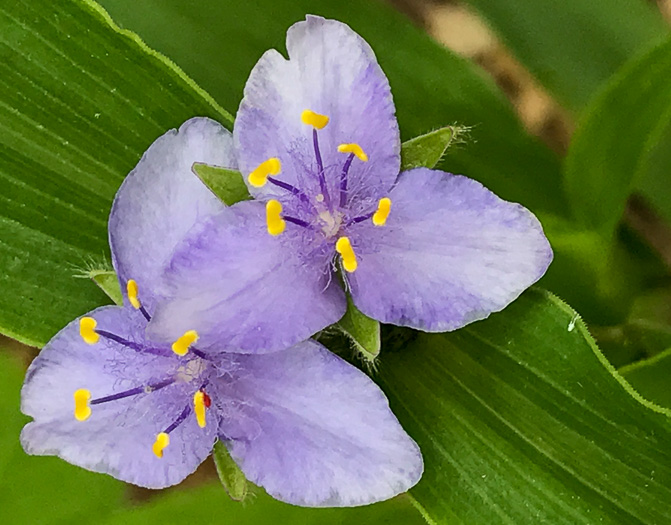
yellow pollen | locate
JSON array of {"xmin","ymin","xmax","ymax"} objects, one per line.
[
  {"xmin": 79, "ymin": 317, "xmax": 99, "ymax": 345},
  {"xmin": 266, "ymin": 199, "xmax": 286, "ymax": 236},
  {"xmin": 194, "ymin": 391, "xmax": 207, "ymax": 428},
  {"xmin": 74, "ymin": 388, "xmax": 92, "ymax": 421},
  {"xmin": 301, "ymin": 109, "xmax": 329, "ymax": 129},
  {"xmin": 337, "ymin": 143, "xmax": 368, "ymax": 162},
  {"xmin": 172, "ymin": 330, "xmax": 198, "ymax": 356},
  {"xmin": 152, "ymin": 432, "xmax": 170, "ymax": 458},
  {"xmin": 336, "ymin": 236, "xmax": 358, "ymax": 273},
  {"xmin": 373, "ymin": 197, "xmax": 392, "ymax": 226},
  {"xmin": 126, "ymin": 279, "xmax": 141, "ymax": 309},
  {"xmin": 248, "ymin": 157, "xmax": 281, "ymax": 188}
]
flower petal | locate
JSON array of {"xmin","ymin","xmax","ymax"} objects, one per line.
[
  {"xmin": 148, "ymin": 200, "xmax": 346, "ymax": 354},
  {"xmin": 20, "ymin": 306, "xmax": 217, "ymax": 488},
  {"xmin": 346, "ymin": 168, "xmax": 553, "ymax": 331},
  {"xmin": 215, "ymin": 340, "xmax": 423, "ymax": 507},
  {"xmin": 234, "ymin": 16, "xmax": 400, "ymax": 203},
  {"xmin": 110, "ymin": 117, "xmax": 235, "ymax": 312}
]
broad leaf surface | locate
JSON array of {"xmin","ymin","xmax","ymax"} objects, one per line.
[
  {"xmin": 378, "ymin": 289, "xmax": 671, "ymax": 524},
  {"xmin": 0, "ymin": 0, "xmax": 232, "ymax": 347},
  {"xmin": 192, "ymin": 163, "xmax": 251, "ymax": 206},
  {"xmin": 564, "ymin": 36, "xmax": 671, "ymax": 238},
  {"xmin": 463, "ymin": 0, "xmax": 667, "ymax": 111}
]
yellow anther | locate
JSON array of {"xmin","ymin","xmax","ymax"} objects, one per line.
[
  {"xmin": 74, "ymin": 389, "xmax": 92, "ymax": 421},
  {"xmin": 301, "ymin": 109, "xmax": 329, "ymax": 130},
  {"xmin": 171, "ymin": 330, "xmax": 198, "ymax": 356},
  {"xmin": 266, "ymin": 199, "xmax": 286, "ymax": 236},
  {"xmin": 193, "ymin": 391, "xmax": 207, "ymax": 428},
  {"xmin": 335, "ymin": 236, "xmax": 358, "ymax": 273},
  {"xmin": 337, "ymin": 143, "xmax": 368, "ymax": 162},
  {"xmin": 372, "ymin": 197, "xmax": 392, "ymax": 226},
  {"xmin": 248, "ymin": 158, "xmax": 281, "ymax": 188},
  {"xmin": 79, "ymin": 317, "xmax": 99, "ymax": 345},
  {"xmin": 152, "ymin": 432, "xmax": 170, "ymax": 458},
  {"xmin": 126, "ymin": 279, "xmax": 141, "ymax": 309}
]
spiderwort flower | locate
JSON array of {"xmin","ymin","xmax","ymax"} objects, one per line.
[
  {"xmin": 20, "ymin": 118, "xmax": 423, "ymax": 505},
  {"xmin": 146, "ymin": 16, "xmax": 553, "ymax": 355}
]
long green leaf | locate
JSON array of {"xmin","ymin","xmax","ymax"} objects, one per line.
[
  {"xmin": 378, "ymin": 289, "xmax": 671, "ymax": 524},
  {"xmin": 564, "ymin": 36, "xmax": 671, "ymax": 238},
  {"xmin": 463, "ymin": 0, "xmax": 666, "ymax": 111},
  {"xmin": 0, "ymin": 0, "xmax": 233, "ymax": 346},
  {"xmin": 100, "ymin": 0, "xmax": 566, "ymax": 217}
]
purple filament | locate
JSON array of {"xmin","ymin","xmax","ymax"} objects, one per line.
[
  {"xmin": 164, "ymin": 405, "xmax": 191, "ymax": 434},
  {"xmin": 284, "ymin": 215, "xmax": 311, "ymax": 228},
  {"xmin": 312, "ymin": 129, "xmax": 331, "ymax": 208},
  {"xmin": 96, "ymin": 330, "xmax": 169, "ymax": 357},
  {"xmin": 339, "ymin": 153, "xmax": 355, "ymax": 207},
  {"xmin": 90, "ymin": 378, "xmax": 174, "ymax": 405},
  {"xmin": 346, "ymin": 211, "xmax": 375, "ymax": 227}
]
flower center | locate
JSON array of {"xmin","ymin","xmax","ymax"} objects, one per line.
[
  {"xmin": 72, "ymin": 279, "xmax": 212, "ymax": 458},
  {"xmin": 247, "ymin": 109, "xmax": 394, "ymax": 273}
]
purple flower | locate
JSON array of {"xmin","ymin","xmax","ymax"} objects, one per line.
[
  {"xmin": 21, "ymin": 118, "xmax": 423, "ymax": 506},
  {"xmin": 146, "ymin": 16, "xmax": 553, "ymax": 355}
]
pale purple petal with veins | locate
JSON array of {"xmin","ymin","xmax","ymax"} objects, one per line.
[
  {"xmin": 234, "ymin": 15, "xmax": 400, "ymax": 205},
  {"xmin": 149, "ymin": 200, "xmax": 346, "ymax": 354},
  {"xmin": 345, "ymin": 168, "xmax": 553, "ymax": 331},
  {"xmin": 110, "ymin": 117, "xmax": 236, "ymax": 313},
  {"xmin": 215, "ymin": 340, "xmax": 423, "ymax": 507}
]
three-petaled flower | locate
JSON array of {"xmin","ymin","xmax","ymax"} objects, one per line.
[
  {"xmin": 145, "ymin": 16, "xmax": 553, "ymax": 357},
  {"xmin": 20, "ymin": 118, "xmax": 423, "ymax": 506}
]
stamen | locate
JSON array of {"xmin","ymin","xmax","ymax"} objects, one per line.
[
  {"xmin": 126, "ymin": 279, "xmax": 151, "ymax": 321},
  {"xmin": 267, "ymin": 176, "xmax": 313, "ymax": 208},
  {"xmin": 335, "ymin": 236, "xmax": 358, "ymax": 273},
  {"xmin": 301, "ymin": 109, "xmax": 329, "ymax": 129},
  {"xmin": 153, "ymin": 405, "xmax": 191, "ymax": 458},
  {"xmin": 312, "ymin": 129, "xmax": 330, "ymax": 208},
  {"xmin": 96, "ymin": 329, "xmax": 167, "ymax": 357},
  {"xmin": 266, "ymin": 199, "xmax": 286, "ymax": 236},
  {"xmin": 79, "ymin": 317, "xmax": 99, "ymax": 345},
  {"xmin": 152, "ymin": 432, "xmax": 170, "ymax": 458},
  {"xmin": 193, "ymin": 390, "xmax": 207, "ymax": 428},
  {"xmin": 74, "ymin": 389, "xmax": 92, "ymax": 421},
  {"xmin": 337, "ymin": 143, "xmax": 368, "ymax": 162},
  {"xmin": 172, "ymin": 330, "xmax": 199, "ymax": 356},
  {"xmin": 248, "ymin": 158, "xmax": 281, "ymax": 188},
  {"xmin": 372, "ymin": 197, "xmax": 392, "ymax": 226}
]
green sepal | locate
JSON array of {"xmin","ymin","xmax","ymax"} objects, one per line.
[
  {"xmin": 212, "ymin": 440, "xmax": 249, "ymax": 502},
  {"xmin": 400, "ymin": 126, "xmax": 459, "ymax": 170},
  {"xmin": 88, "ymin": 270, "xmax": 123, "ymax": 306},
  {"xmin": 337, "ymin": 295, "xmax": 380, "ymax": 362},
  {"xmin": 192, "ymin": 163, "xmax": 251, "ymax": 206}
]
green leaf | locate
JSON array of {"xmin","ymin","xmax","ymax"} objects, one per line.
[
  {"xmin": 212, "ymin": 440, "xmax": 248, "ymax": 502},
  {"xmin": 621, "ymin": 348, "xmax": 671, "ymax": 410},
  {"xmin": 100, "ymin": 0, "xmax": 567, "ymax": 217},
  {"xmin": 102, "ymin": 482, "xmax": 424, "ymax": 525},
  {"xmin": 192, "ymin": 163, "xmax": 251, "ymax": 206},
  {"xmin": 0, "ymin": 351, "xmax": 125, "ymax": 523},
  {"xmin": 88, "ymin": 269, "xmax": 123, "ymax": 306},
  {"xmin": 400, "ymin": 126, "xmax": 458, "ymax": 170},
  {"xmin": 337, "ymin": 296, "xmax": 380, "ymax": 362},
  {"xmin": 378, "ymin": 289, "xmax": 671, "ymax": 524},
  {"xmin": 463, "ymin": 0, "xmax": 667, "ymax": 111},
  {"xmin": 0, "ymin": 0, "xmax": 232, "ymax": 347},
  {"xmin": 564, "ymin": 36, "xmax": 671, "ymax": 238}
]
